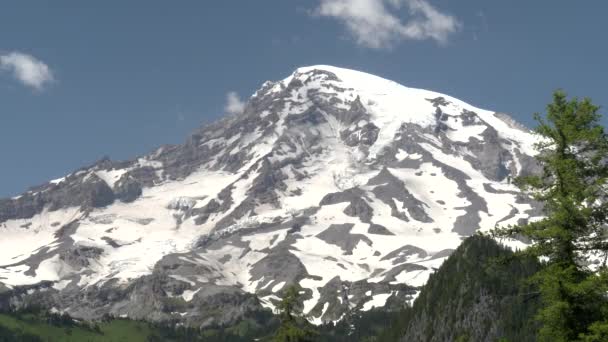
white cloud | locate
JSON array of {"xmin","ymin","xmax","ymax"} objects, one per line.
[
  {"xmin": 224, "ymin": 91, "xmax": 246, "ymax": 115},
  {"xmin": 0, "ymin": 51, "xmax": 54, "ymax": 90},
  {"xmin": 314, "ymin": 0, "xmax": 461, "ymax": 49}
]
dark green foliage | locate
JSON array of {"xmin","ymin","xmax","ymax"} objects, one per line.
[
  {"xmin": 0, "ymin": 324, "xmax": 42, "ymax": 342},
  {"xmin": 505, "ymin": 91, "xmax": 608, "ymax": 264},
  {"xmin": 0, "ymin": 309, "xmax": 276, "ymax": 342},
  {"xmin": 272, "ymin": 320, "xmax": 317, "ymax": 342},
  {"xmin": 379, "ymin": 235, "xmax": 541, "ymax": 342},
  {"xmin": 579, "ymin": 320, "xmax": 608, "ymax": 342},
  {"xmin": 304, "ymin": 236, "xmax": 541, "ymax": 342},
  {"xmin": 492, "ymin": 91, "xmax": 608, "ymax": 341},
  {"xmin": 277, "ymin": 285, "xmax": 300, "ymax": 323},
  {"xmin": 313, "ymin": 308, "xmax": 413, "ymax": 342},
  {"xmin": 272, "ymin": 285, "xmax": 318, "ymax": 342}
]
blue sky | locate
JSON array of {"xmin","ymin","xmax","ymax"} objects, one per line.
[{"xmin": 1, "ymin": 1, "xmax": 607, "ymax": 197}]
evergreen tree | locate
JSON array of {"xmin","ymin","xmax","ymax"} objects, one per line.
[
  {"xmin": 272, "ymin": 285, "xmax": 317, "ymax": 342},
  {"xmin": 492, "ymin": 91, "xmax": 608, "ymax": 341}
]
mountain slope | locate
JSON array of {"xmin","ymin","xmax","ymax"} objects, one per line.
[
  {"xmin": 0, "ymin": 65, "xmax": 541, "ymax": 326},
  {"xmin": 397, "ymin": 235, "xmax": 540, "ymax": 342},
  {"xmin": 310, "ymin": 236, "xmax": 541, "ymax": 342},
  {"xmin": 0, "ymin": 236, "xmax": 541, "ymax": 342}
]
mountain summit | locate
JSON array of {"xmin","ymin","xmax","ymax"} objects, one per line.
[{"xmin": 0, "ymin": 66, "xmax": 541, "ymax": 326}]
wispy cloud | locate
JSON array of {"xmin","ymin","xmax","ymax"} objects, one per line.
[
  {"xmin": 313, "ymin": 0, "xmax": 461, "ymax": 49},
  {"xmin": 0, "ymin": 52, "xmax": 54, "ymax": 90},
  {"xmin": 224, "ymin": 91, "xmax": 245, "ymax": 115}
]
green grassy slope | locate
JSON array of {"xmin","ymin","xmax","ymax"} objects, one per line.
[{"xmin": 0, "ymin": 313, "xmax": 160, "ymax": 342}]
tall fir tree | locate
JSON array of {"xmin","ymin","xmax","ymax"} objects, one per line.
[
  {"xmin": 271, "ymin": 285, "xmax": 317, "ymax": 342},
  {"xmin": 492, "ymin": 91, "xmax": 608, "ymax": 341}
]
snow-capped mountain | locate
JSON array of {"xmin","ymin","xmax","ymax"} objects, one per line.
[{"xmin": 0, "ymin": 65, "xmax": 542, "ymax": 326}]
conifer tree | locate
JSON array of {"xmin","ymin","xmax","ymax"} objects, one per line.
[
  {"xmin": 492, "ymin": 91, "xmax": 608, "ymax": 341},
  {"xmin": 271, "ymin": 285, "xmax": 317, "ymax": 342}
]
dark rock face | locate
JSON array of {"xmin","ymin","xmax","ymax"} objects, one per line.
[
  {"xmin": 85, "ymin": 176, "xmax": 116, "ymax": 208},
  {"xmin": 515, "ymin": 148, "xmax": 542, "ymax": 177},
  {"xmin": 336, "ymin": 96, "xmax": 368, "ymax": 126},
  {"xmin": 368, "ymin": 167, "xmax": 432, "ymax": 223},
  {"xmin": 316, "ymin": 224, "xmax": 372, "ymax": 254},
  {"xmin": 249, "ymin": 248, "xmax": 309, "ymax": 287},
  {"xmin": 382, "ymin": 263, "xmax": 428, "ymax": 282},
  {"xmin": 320, "ymin": 188, "xmax": 375, "ymax": 223},
  {"xmin": 341, "ymin": 122, "xmax": 380, "ymax": 147},
  {"xmin": 381, "ymin": 245, "xmax": 428, "ymax": 264},
  {"xmin": 248, "ymin": 158, "xmax": 287, "ymax": 207},
  {"xmin": 59, "ymin": 245, "xmax": 104, "ymax": 269},
  {"xmin": 113, "ymin": 175, "xmax": 142, "ymax": 203},
  {"xmin": 0, "ymin": 173, "xmax": 115, "ymax": 222},
  {"xmin": 127, "ymin": 166, "xmax": 160, "ymax": 187},
  {"xmin": 463, "ymin": 127, "xmax": 511, "ymax": 181},
  {"xmin": 63, "ymin": 275, "xmax": 264, "ymax": 328},
  {"xmin": 343, "ymin": 198, "xmax": 374, "ymax": 223},
  {"xmin": 0, "ymin": 196, "xmax": 45, "ymax": 223},
  {"xmin": 368, "ymin": 224, "xmax": 394, "ymax": 235}
]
